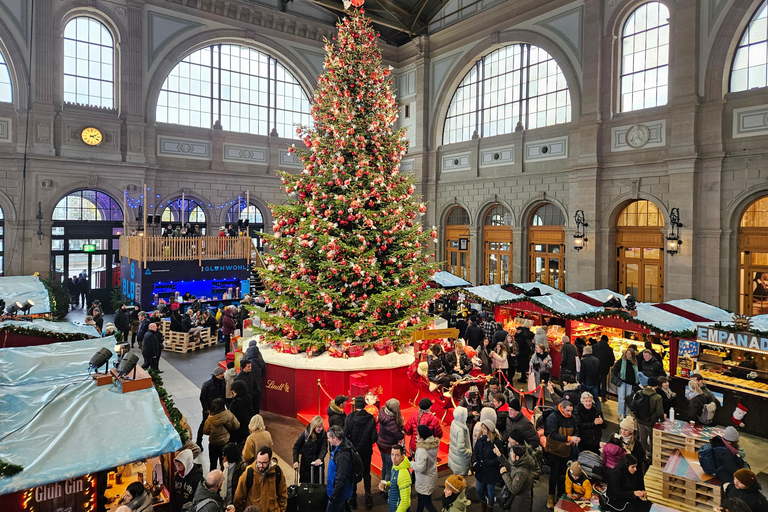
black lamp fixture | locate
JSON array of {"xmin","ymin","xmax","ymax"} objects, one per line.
[
  {"xmin": 573, "ymin": 210, "xmax": 588, "ymax": 251},
  {"xmin": 20, "ymin": 300, "xmax": 35, "ymax": 315},
  {"xmin": 624, "ymin": 294, "xmax": 637, "ymax": 311},
  {"xmin": 666, "ymin": 207, "xmax": 683, "ymax": 256},
  {"xmin": 88, "ymin": 347, "xmax": 113, "ymax": 373},
  {"xmin": 117, "ymin": 353, "xmax": 140, "ymax": 380}
]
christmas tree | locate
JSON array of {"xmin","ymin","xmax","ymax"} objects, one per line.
[{"xmin": 257, "ymin": 1, "xmax": 439, "ymax": 351}]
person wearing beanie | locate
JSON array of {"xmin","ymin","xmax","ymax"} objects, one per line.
[
  {"xmin": 405, "ymin": 398, "xmax": 443, "ymax": 456},
  {"xmin": 499, "ymin": 444, "xmax": 537, "ymax": 512},
  {"xmin": 616, "ymin": 416, "xmax": 646, "ymax": 474},
  {"xmin": 565, "ymin": 461, "xmax": 593, "ymax": 500},
  {"xmin": 704, "ymin": 425, "xmax": 749, "ymax": 484},
  {"xmin": 459, "ymin": 385, "xmax": 482, "ymax": 437},
  {"xmin": 344, "ymin": 396, "xmax": 378, "ymax": 510},
  {"xmin": 414, "ymin": 425, "xmax": 440, "ymax": 512},
  {"xmin": 560, "ymin": 335, "xmax": 578, "ymax": 382},
  {"xmin": 442, "ymin": 475, "xmax": 467, "ymax": 512},
  {"xmin": 473, "ymin": 418, "xmax": 504, "ymax": 512},
  {"xmin": 327, "ymin": 395, "xmax": 349, "ymax": 430},
  {"xmin": 724, "ymin": 469, "xmax": 768, "ymax": 512},
  {"xmin": 473, "ymin": 407, "xmax": 498, "ymax": 448},
  {"xmin": 506, "ymin": 398, "xmax": 540, "ymax": 448},
  {"xmin": 544, "ymin": 401, "xmax": 580, "ymax": 509},
  {"xmin": 448, "ymin": 407, "xmax": 472, "ymax": 477},
  {"xmin": 635, "ymin": 376, "xmax": 663, "ymax": 456}
]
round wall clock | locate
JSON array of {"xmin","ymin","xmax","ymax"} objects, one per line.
[{"xmin": 81, "ymin": 127, "xmax": 103, "ymax": 146}]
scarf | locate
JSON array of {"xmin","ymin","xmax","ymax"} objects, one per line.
[
  {"xmin": 442, "ymin": 492, "xmax": 459, "ymax": 510},
  {"xmin": 558, "ymin": 402, "xmax": 572, "ymax": 418},
  {"xmin": 619, "ymin": 359, "xmax": 638, "ymax": 382}
]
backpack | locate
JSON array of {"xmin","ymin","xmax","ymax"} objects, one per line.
[
  {"xmin": 698, "ymin": 443, "xmax": 717, "ymax": 475},
  {"xmin": 698, "ymin": 401, "xmax": 717, "ymax": 425},
  {"xmin": 629, "ymin": 389, "xmax": 651, "ymax": 422},
  {"xmin": 576, "ymin": 450, "xmax": 605, "ymax": 482},
  {"xmin": 535, "ymin": 407, "xmax": 556, "ymax": 431},
  {"xmin": 246, "ymin": 463, "xmax": 283, "ymax": 495},
  {"xmin": 345, "ymin": 447, "xmax": 365, "ymax": 484}
]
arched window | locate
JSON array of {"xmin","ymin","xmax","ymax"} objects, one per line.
[
  {"xmin": 730, "ymin": 1, "xmax": 768, "ymax": 92},
  {"xmin": 161, "ymin": 198, "xmax": 207, "ymax": 226},
  {"xmin": 226, "ymin": 201, "xmax": 266, "ymax": 250},
  {"xmin": 63, "ymin": 17, "xmax": 115, "ymax": 108},
  {"xmin": 615, "ymin": 200, "xmax": 665, "ymax": 302},
  {"xmin": 0, "ymin": 50, "xmax": 12, "ymax": 103},
  {"xmin": 620, "ymin": 2, "xmax": 670, "ymax": 112},
  {"xmin": 483, "ymin": 205, "xmax": 513, "ymax": 285},
  {"xmin": 51, "ymin": 190, "xmax": 123, "ymax": 303},
  {"xmin": 157, "ymin": 44, "xmax": 311, "ymax": 138},
  {"xmin": 444, "ymin": 206, "xmax": 471, "ymax": 281},
  {"xmin": 528, "ymin": 204, "xmax": 565, "ymax": 290},
  {"xmin": 738, "ymin": 196, "xmax": 768, "ymax": 315},
  {"xmin": 443, "ymin": 44, "xmax": 571, "ymax": 144}
]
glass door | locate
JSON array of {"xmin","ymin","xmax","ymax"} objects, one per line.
[
  {"xmin": 529, "ymin": 243, "xmax": 565, "ymax": 290},
  {"xmin": 616, "ymin": 246, "xmax": 663, "ymax": 302},
  {"xmin": 484, "ymin": 242, "xmax": 511, "ymax": 285}
]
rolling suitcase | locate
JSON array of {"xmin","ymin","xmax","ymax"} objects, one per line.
[
  {"xmin": 287, "ymin": 469, "xmax": 300, "ymax": 512},
  {"xmin": 296, "ymin": 464, "xmax": 327, "ymax": 512}
]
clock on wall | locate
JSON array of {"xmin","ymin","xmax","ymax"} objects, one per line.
[{"xmin": 81, "ymin": 126, "xmax": 103, "ymax": 146}]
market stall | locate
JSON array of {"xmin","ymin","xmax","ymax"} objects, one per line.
[
  {"xmin": 0, "ymin": 276, "xmax": 51, "ymax": 318},
  {"xmin": 0, "ymin": 337, "xmax": 182, "ymax": 512},
  {"xmin": 0, "ymin": 319, "xmax": 99, "ymax": 348}
]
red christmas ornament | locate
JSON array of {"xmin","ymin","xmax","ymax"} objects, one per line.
[{"xmin": 351, "ymin": 0, "xmax": 365, "ymax": 6}]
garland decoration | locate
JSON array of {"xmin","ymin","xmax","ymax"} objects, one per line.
[
  {"xmin": 148, "ymin": 369, "xmax": 189, "ymax": 444},
  {"xmin": 0, "ymin": 459, "xmax": 23, "ymax": 478},
  {"xmin": 0, "ymin": 323, "xmax": 96, "ymax": 341}
]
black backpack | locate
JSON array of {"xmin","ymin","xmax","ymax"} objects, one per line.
[
  {"xmin": 345, "ymin": 447, "xmax": 364, "ymax": 484},
  {"xmin": 629, "ymin": 389, "xmax": 651, "ymax": 421},
  {"xmin": 246, "ymin": 463, "xmax": 283, "ymax": 494}
]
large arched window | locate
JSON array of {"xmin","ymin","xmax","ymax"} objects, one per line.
[
  {"xmin": 730, "ymin": 1, "xmax": 768, "ymax": 92},
  {"xmin": 161, "ymin": 198, "xmax": 207, "ymax": 227},
  {"xmin": 615, "ymin": 200, "xmax": 665, "ymax": 302},
  {"xmin": 528, "ymin": 204, "xmax": 565, "ymax": 291},
  {"xmin": 51, "ymin": 190, "xmax": 123, "ymax": 306},
  {"xmin": 738, "ymin": 196, "xmax": 768, "ymax": 315},
  {"xmin": 0, "ymin": 50, "xmax": 12, "ymax": 103},
  {"xmin": 443, "ymin": 44, "xmax": 571, "ymax": 144},
  {"xmin": 226, "ymin": 201, "xmax": 266, "ymax": 250},
  {"xmin": 157, "ymin": 44, "xmax": 311, "ymax": 138},
  {"xmin": 63, "ymin": 17, "xmax": 115, "ymax": 108},
  {"xmin": 483, "ymin": 205, "xmax": 513, "ymax": 285},
  {"xmin": 620, "ymin": 2, "xmax": 670, "ymax": 112}
]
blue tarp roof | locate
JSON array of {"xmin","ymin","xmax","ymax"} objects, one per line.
[
  {"xmin": 0, "ymin": 337, "xmax": 182, "ymax": 495},
  {"xmin": 430, "ymin": 270, "xmax": 471, "ymax": 288},
  {"xmin": 0, "ymin": 276, "xmax": 51, "ymax": 315},
  {"xmin": 509, "ymin": 282, "xmax": 564, "ymax": 296},
  {"xmin": 529, "ymin": 294, "xmax": 602, "ymax": 317},
  {"xmin": 0, "ymin": 319, "xmax": 100, "ymax": 338},
  {"xmin": 633, "ymin": 303, "xmax": 698, "ymax": 334},
  {"xmin": 463, "ymin": 284, "xmax": 522, "ymax": 304}
]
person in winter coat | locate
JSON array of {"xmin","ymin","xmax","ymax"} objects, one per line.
[
  {"xmin": 459, "ymin": 385, "xmax": 482, "ymax": 438},
  {"xmin": 444, "ymin": 341, "xmax": 473, "ymax": 379},
  {"xmin": 197, "ymin": 367, "xmax": 227, "ymax": 447},
  {"xmin": 638, "ymin": 350, "xmax": 665, "ymax": 381},
  {"xmin": 345, "ymin": 396, "xmax": 379, "ymax": 510},
  {"xmin": 473, "ymin": 419, "xmax": 504, "ymax": 511},
  {"xmin": 377, "ymin": 398, "xmax": 406, "ymax": 481},
  {"xmin": 515, "ymin": 324, "xmax": 535, "ymax": 383},
  {"xmin": 706, "ymin": 427, "xmax": 749, "ymax": 485},
  {"xmin": 635, "ymin": 377, "xmax": 664, "ymax": 454},
  {"xmin": 472, "ymin": 407, "xmax": 497, "ymax": 448},
  {"xmin": 171, "ymin": 449, "xmax": 203, "ymax": 512},
  {"xmin": 242, "ymin": 414, "xmax": 274, "ymax": 465},
  {"xmin": 448, "ymin": 406, "xmax": 472, "ymax": 477},
  {"xmin": 221, "ymin": 443, "xmax": 247, "ymax": 508},
  {"xmin": 490, "ymin": 343, "xmax": 510, "ymax": 382},
  {"xmin": 544, "ymin": 401, "xmax": 580, "ymax": 509},
  {"xmin": 204, "ymin": 398, "xmax": 240, "ymax": 470},
  {"xmin": 428, "ymin": 344, "xmax": 454, "ymax": 388},
  {"xmin": 656, "ymin": 377, "xmax": 676, "ymax": 418},
  {"xmin": 221, "ymin": 306, "xmax": 237, "ymax": 358},
  {"xmin": 483, "ymin": 378, "xmax": 513, "ymax": 405},
  {"xmin": 565, "ymin": 462, "xmax": 592, "ymax": 499},
  {"xmin": 327, "ymin": 395, "xmax": 349, "ymax": 430},
  {"xmin": 602, "ymin": 434, "xmax": 627, "ymax": 470},
  {"xmin": 723, "ymin": 469, "xmax": 768, "ymax": 512},
  {"xmin": 475, "ymin": 338, "xmax": 492, "ymax": 375},
  {"xmin": 233, "ymin": 446, "xmax": 288, "ymax": 512},
  {"xmin": 405, "ymin": 398, "xmax": 443, "ymax": 456},
  {"xmin": 293, "ymin": 415, "xmax": 328, "ymax": 484},
  {"xmin": 121, "ymin": 481, "xmax": 154, "ymax": 512},
  {"xmin": 504, "ymin": 334, "xmax": 519, "ymax": 383},
  {"xmin": 574, "ymin": 337, "xmax": 588, "ymax": 358},
  {"xmin": 559, "ymin": 336, "xmax": 578, "ymax": 382},
  {"xmin": 141, "ymin": 323, "xmax": 162, "ymax": 372},
  {"xmin": 114, "ymin": 305, "xmax": 131, "ymax": 343},
  {"xmin": 441, "ymin": 475, "xmax": 467, "ymax": 512},
  {"xmin": 506, "ymin": 399, "xmax": 539, "ymax": 448},
  {"xmin": 593, "ymin": 335, "xmax": 616, "ymax": 402},
  {"xmin": 192, "ymin": 469, "xmax": 225, "ymax": 512},
  {"xmin": 687, "ymin": 380, "xmax": 716, "ymax": 424},
  {"xmin": 466, "ymin": 320, "xmax": 485, "ymax": 350},
  {"xmin": 492, "ymin": 322, "xmax": 509, "ymax": 350},
  {"xmin": 615, "ymin": 417, "xmax": 646, "ymax": 474},
  {"xmin": 548, "ymin": 377, "xmax": 582, "ymax": 407},
  {"xmin": 529, "ymin": 344, "xmax": 552, "ymax": 390},
  {"xmin": 233, "ymin": 359, "xmax": 264, "ymax": 416},
  {"xmin": 379, "ymin": 445, "xmax": 411, "ymax": 512},
  {"xmin": 574, "ymin": 392, "xmax": 605, "ymax": 454},
  {"xmin": 605, "ymin": 455, "xmax": 651, "ymax": 512},
  {"xmin": 414, "ymin": 425, "xmax": 440, "ymax": 512},
  {"xmin": 229, "ymin": 380, "xmax": 255, "ymax": 446},
  {"xmin": 224, "ymin": 361, "xmax": 237, "ymax": 404},
  {"xmin": 578, "ymin": 346, "xmax": 603, "ymax": 411},
  {"xmin": 499, "ymin": 445, "xmax": 537, "ymax": 512},
  {"xmin": 491, "ymin": 394, "xmax": 511, "ymax": 441},
  {"xmin": 612, "ymin": 349, "xmax": 639, "ymax": 419}
]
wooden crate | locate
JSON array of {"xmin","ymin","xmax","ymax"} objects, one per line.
[
  {"xmin": 647, "ymin": 449, "xmax": 722, "ymax": 512},
  {"xmin": 662, "ymin": 473, "xmax": 721, "ymax": 512},
  {"xmin": 651, "ymin": 420, "xmax": 723, "ymax": 467},
  {"xmin": 164, "ymin": 331, "xmax": 192, "ymax": 353}
]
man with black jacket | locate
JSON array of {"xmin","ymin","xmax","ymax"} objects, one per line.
[
  {"xmin": 559, "ymin": 336, "xmax": 578, "ymax": 382},
  {"xmin": 579, "ymin": 346, "xmax": 603, "ymax": 411},
  {"xmin": 514, "ymin": 323, "xmax": 534, "ymax": 383},
  {"xmin": 491, "ymin": 322, "xmax": 509, "ymax": 350},
  {"xmin": 234, "ymin": 359, "xmax": 264, "ymax": 415},
  {"xmin": 638, "ymin": 350, "xmax": 665, "ymax": 379},
  {"xmin": 465, "ymin": 320, "xmax": 485, "ymax": 349},
  {"xmin": 344, "ymin": 396, "xmax": 378, "ymax": 510},
  {"xmin": 114, "ymin": 304, "xmax": 130, "ymax": 344},
  {"xmin": 593, "ymin": 335, "xmax": 616, "ymax": 402},
  {"xmin": 197, "ymin": 367, "xmax": 226, "ymax": 448},
  {"xmin": 141, "ymin": 323, "xmax": 162, "ymax": 372}
]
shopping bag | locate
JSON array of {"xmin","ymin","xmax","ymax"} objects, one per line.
[{"xmin": 527, "ymin": 372, "xmax": 537, "ymax": 392}]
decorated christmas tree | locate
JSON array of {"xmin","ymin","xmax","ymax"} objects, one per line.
[{"xmin": 257, "ymin": 1, "xmax": 438, "ymax": 352}]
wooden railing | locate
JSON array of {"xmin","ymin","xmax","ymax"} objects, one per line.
[{"xmin": 120, "ymin": 236, "xmax": 252, "ymax": 267}]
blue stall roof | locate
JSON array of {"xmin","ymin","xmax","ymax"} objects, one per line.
[
  {"xmin": 0, "ymin": 319, "xmax": 100, "ymax": 338},
  {"xmin": 430, "ymin": 270, "xmax": 471, "ymax": 288},
  {"xmin": 0, "ymin": 276, "xmax": 51, "ymax": 315},
  {"xmin": 508, "ymin": 282, "xmax": 564, "ymax": 296},
  {"xmin": 462, "ymin": 284, "xmax": 522, "ymax": 304},
  {"xmin": 0, "ymin": 337, "xmax": 182, "ymax": 495}
]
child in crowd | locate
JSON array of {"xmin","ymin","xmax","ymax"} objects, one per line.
[{"xmin": 565, "ymin": 461, "xmax": 593, "ymax": 500}]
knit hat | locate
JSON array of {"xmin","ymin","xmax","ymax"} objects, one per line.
[
  {"xmin": 334, "ymin": 394, "xmax": 349, "ymax": 406},
  {"xmin": 619, "ymin": 416, "xmax": 635, "ymax": 432},
  {"xmin": 213, "ymin": 367, "xmax": 225, "ymax": 376},
  {"xmin": 417, "ymin": 425, "xmax": 432, "ymax": 440},
  {"xmin": 724, "ymin": 426, "xmax": 740, "ymax": 442},
  {"xmin": 354, "ymin": 396, "xmax": 366, "ymax": 409},
  {"xmin": 419, "ymin": 398, "xmax": 432, "ymax": 410},
  {"xmin": 468, "ymin": 385, "xmax": 479, "ymax": 397},
  {"xmin": 481, "ymin": 419, "xmax": 496, "ymax": 432},
  {"xmin": 647, "ymin": 377, "xmax": 659, "ymax": 387},
  {"xmin": 445, "ymin": 475, "xmax": 466, "ymax": 494},
  {"xmin": 734, "ymin": 469, "xmax": 756, "ymax": 488},
  {"xmin": 509, "ymin": 398, "xmax": 522, "ymax": 412}
]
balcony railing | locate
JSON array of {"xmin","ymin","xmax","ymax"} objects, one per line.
[{"xmin": 120, "ymin": 235, "xmax": 252, "ymax": 267}]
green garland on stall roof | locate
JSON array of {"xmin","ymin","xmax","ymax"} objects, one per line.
[
  {"xmin": 711, "ymin": 322, "xmax": 768, "ymax": 338},
  {"xmin": 148, "ymin": 369, "xmax": 189, "ymax": 444},
  {"xmin": 0, "ymin": 323, "xmax": 96, "ymax": 341},
  {"xmin": 0, "ymin": 459, "xmax": 23, "ymax": 477}
]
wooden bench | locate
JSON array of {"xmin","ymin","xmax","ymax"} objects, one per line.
[
  {"xmin": 160, "ymin": 319, "xmax": 212, "ymax": 354},
  {"xmin": 652, "ymin": 420, "xmax": 723, "ymax": 467}
]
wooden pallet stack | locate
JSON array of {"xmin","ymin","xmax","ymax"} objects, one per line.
[
  {"xmin": 160, "ymin": 319, "xmax": 214, "ymax": 353},
  {"xmin": 645, "ymin": 449, "xmax": 722, "ymax": 512},
  {"xmin": 652, "ymin": 420, "xmax": 724, "ymax": 467}
]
